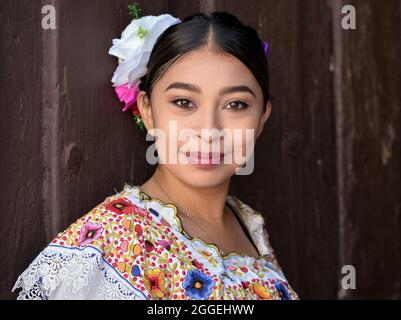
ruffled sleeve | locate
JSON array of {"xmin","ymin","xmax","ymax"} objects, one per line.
[{"xmin": 12, "ymin": 192, "xmax": 151, "ymax": 300}]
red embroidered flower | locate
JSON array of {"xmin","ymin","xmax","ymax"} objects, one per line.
[
  {"xmin": 192, "ymin": 259, "xmax": 204, "ymax": 270},
  {"xmin": 135, "ymin": 224, "xmax": 143, "ymax": 236},
  {"xmin": 105, "ymin": 198, "xmax": 135, "ymax": 215},
  {"xmin": 240, "ymin": 266, "xmax": 248, "ymax": 273},
  {"xmin": 145, "ymin": 240, "xmax": 154, "ymax": 252}
]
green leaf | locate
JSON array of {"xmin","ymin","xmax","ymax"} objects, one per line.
[{"xmin": 128, "ymin": 2, "xmax": 141, "ymax": 19}]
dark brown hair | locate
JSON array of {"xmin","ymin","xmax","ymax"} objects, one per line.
[{"xmin": 138, "ymin": 11, "xmax": 270, "ymax": 110}]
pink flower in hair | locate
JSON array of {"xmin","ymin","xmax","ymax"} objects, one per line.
[{"xmin": 114, "ymin": 83, "xmax": 140, "ymax": 112}]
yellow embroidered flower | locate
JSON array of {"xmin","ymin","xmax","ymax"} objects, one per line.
[
  {"xmin": 144, "ymin": 268, "xmax": 166, "ymax": 298},
  {"xmin": 249, "ymin": 283, "xmax": 274, "ymax": 300}
]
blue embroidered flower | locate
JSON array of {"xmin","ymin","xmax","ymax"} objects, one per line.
[
  {"xmin": 275, "ymin": 280, "xmax": 291, "ymax": 300},
  {"xmin": 183, "ymin": 269, "xmax": 214, "ymax": 300},
  {"xmin": 131, "ymin": 265, "xmax": 141, "ymax": 277}
]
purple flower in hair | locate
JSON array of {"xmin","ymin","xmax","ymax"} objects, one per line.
[{"xmin": 262, "ymin": 40, "xmax": 269, "ymax": 58}]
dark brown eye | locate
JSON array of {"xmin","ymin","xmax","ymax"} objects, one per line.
[
  {"xmin": 224, "ymin": 100, "xmax": 249, "ymax": 110},
  {"xmin": 171, "ymin": 98, "xmax": 195, "ymax": 109}
]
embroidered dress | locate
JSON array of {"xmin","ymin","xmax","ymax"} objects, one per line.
[{"xmin": 12, "ymin": 184, "xmax": 299, "ymax": 300}]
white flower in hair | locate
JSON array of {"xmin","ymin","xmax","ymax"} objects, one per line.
[{"xmin": 109, "ymin": 13, "xmax": 181, "ymax": 87}]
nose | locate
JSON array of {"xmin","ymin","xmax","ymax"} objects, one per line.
[{"xmin": 195, "ymin": 107, "xmax": 222, "ymax": 144}]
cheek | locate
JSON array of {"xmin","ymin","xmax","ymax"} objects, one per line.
[
  {"xmin": 228, "ymin": 129, "xmax": 256, "ymax": 160},
  {"xmin": 222, "ymin": 108, "xmax": 263, "ymax": 128},
  {"xmin": 223, "ymin": 114, "xmax": 260, "ymax": 144},
  {"xmin": 153, "ymin": 121, "xmax": 193, "ymax": 164},
  {"xmin": 223, "ymin": 114, "xmax": 261, "ymax": 160},
  {"xmin": 151, "ymin": 103, "xmax": 170, "ymax": 127}
]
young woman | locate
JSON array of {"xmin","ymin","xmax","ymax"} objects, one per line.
[{"xmin": 12, "ymin": 10, "xmax": 299, "ymax": 300}]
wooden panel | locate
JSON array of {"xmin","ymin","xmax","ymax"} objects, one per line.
[
  {"xmin": 0, "ymin": 0, "xmax": 45, "ymax": 299},
  {"xmin": 332, "ymin": 0, "xmax": 401, "ymax": 299}
]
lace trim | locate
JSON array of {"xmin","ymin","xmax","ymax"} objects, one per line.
[{"xmin": 12, "ymin": 245, "xmax": 148, "ymax": 300}]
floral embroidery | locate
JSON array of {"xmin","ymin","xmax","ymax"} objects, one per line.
[
  {"xmin": 145, "ymin": 240, "xmax": 155, "ymax": 252},
  {"xmin": 191, "ymin": 259, "xmax": 205, "ymax": 270},
  {"xmin": 158, "ymin": 239, "xmax": 171, "ymax": 251},
  {"xmin": 105, "ymin": 198, "xmax": 135, "ymax": 215},
  {"xmin": 78, "ymin": 222, "xmax": 103, "ymax": 246},
  {"xmin": 12, "ymin": 184, "xmax": 300, "ymax": 300},
  {"xmin": 131, "ymin": 265, "xmax": 141, "ymax": 277},
  {"xmin": 134, "ymin": 223, "xmax": 143, "ymax": 236},
  {"xmin": 133, "ymin": 206, "xmax": 148, "ymax": 217},
  {"xmin": 249, "ymin": 282, "xmax": 274, "ymax": 300},
  {"xmin": 144, "ymin": 268, "xmax": 166, "ymax": 299},
  {"xmin": 183, "ymin": 269, "xmax": 214, "ymax": 300},
  {"xmin": 275, "ymin": 280, "xmax": 291, "ymax": 300}
]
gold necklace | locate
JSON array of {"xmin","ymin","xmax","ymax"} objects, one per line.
[{"xmin": 154, "ymin": 176, "xmax": 237, "ymax": 256}]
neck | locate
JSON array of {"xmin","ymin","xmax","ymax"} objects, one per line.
[{"xmin": 143, "ymin": 166, "xmax": 231, "ymax": 226}]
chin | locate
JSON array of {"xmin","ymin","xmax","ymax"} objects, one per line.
[{"xmin": 166, "ymin": 163, "xmax": 236, "ymax": 188}]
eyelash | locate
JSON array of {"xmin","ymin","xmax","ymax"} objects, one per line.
[{"xmin": 170, "ymin": 98, "xmax": 250, "ymax": 111}]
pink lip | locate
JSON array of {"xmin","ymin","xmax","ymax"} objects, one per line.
[{"xmin": 185, "ymin": 151, "xmax": 225, "ymax": 166}]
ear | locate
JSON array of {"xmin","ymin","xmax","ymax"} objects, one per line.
[
  {"xmin": 256, "ymin": 101, "xmax": 272, "ymax": 139},
  {"xmin": 136, "ymin": 91, "xmax": 154, "ymax": 131}
]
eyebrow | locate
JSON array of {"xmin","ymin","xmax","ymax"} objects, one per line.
[{"xmin": 164, "ymin": 82, "xmax": 256, "ymax": 97}]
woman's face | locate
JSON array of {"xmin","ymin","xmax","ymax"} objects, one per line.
[{"xmin": 138, "ymin": 46, "xmax": 271, "ymax": 188}]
